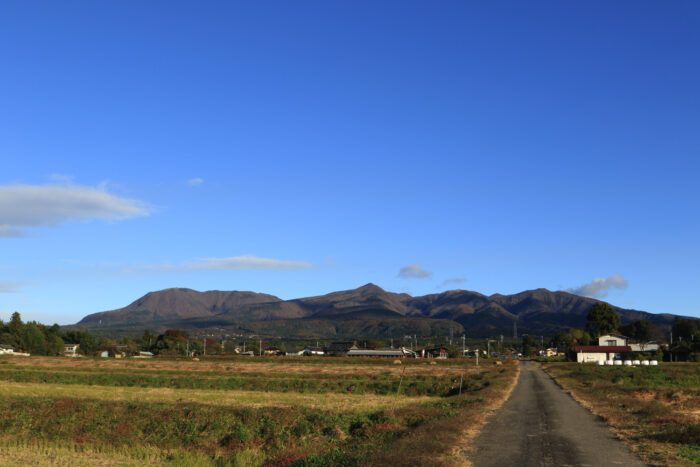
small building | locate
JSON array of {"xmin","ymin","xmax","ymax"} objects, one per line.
[
  {"xmin": 99, "ymin": 350, "xmax": 109, "ymax": 358},
  {"xmin": 575, "ymin": 345, "xmax": 631, "ymax": 363},
  {"xmin": 263, "ymin": 347, "xmax": 284, "ymax": 356},
  {"xmin": 303, "ymin": 346, "xmax": 325, "ymax": 356},
  {"xmin": 421, "ymin": 347, "xmax": 448, "ymax": 359},
  {"xmin": 284, "ymin": 347, "xmax": 305, "ymax": 356},
  {"xmin": 0, "ymin": 344, "xmax": 14, "ymax": 355},
  {"xmin": 64, "ymin": 344, "xmax": 79, "ymax": 357}
]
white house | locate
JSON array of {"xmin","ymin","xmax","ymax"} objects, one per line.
[
  {"xmin": 0, "ymin": 344, "xmax": 14, "ymax": 355},
  {"xmin": 64, "ymin": 344, "xmax": 79, "ymax": 357},
  {"xmin": 598, "ymin": 334, "xmax": 628, "ymax": 346},
  {"xmin": 576, "ymin": 333, "xmax": 631, "ymax": 363}
]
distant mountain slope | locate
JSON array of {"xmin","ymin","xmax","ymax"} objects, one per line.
[
  {"xmin": 76, "ymin": 283, "xmax": 688, "ymax": 338},
  {"xmin": 78, "ymin": 288, "xmax": 282, "ymax": 325}
]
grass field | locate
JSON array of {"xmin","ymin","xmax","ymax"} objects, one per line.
[
  {"xmin": 539, "ymin": 362, "xmax": 700, "ymax": 467},
  {"xmin": 0, "ymin": 356, "xmax": 518, "ymax": 466}
]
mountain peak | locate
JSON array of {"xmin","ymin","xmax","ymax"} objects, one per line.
[{"xmin": 356, "ymin": 283, "xmax": 385, "ymax": 293}]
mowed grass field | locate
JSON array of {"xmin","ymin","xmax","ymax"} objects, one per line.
[
  {"xmin": 540, "ymin": 362, "xmax": 700, "ymax": 467},
  {"xmin": 0, "ymin": 356, "xmax": 518, "ymax": 466}
]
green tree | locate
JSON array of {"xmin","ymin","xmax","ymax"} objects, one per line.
[
  {"xmin": 619, "ymin": 320, "xmax": 654, "ymax": 342},
  {"xmin": 585, "ymin": 303, "xmax": 621, "ymax": 338},
  {"xmin": 46, "ymin": 334, "xmax": 65, "ymax": 355},
  {"xmin": 8, "ymin": 312, "xmax": 24, "ymax": 340},
  {"xmin": 445, "ymin": 344, "xmax": 460, "ymax": 358},
  {"xmin": 672, "ymin": 317, "xmax": 700, "ymax": 342},
  {"xmin": 21, "ymin": 323, "xmax": 47, "ymax": 354}
]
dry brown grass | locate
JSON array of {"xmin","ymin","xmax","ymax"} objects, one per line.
[
  {"xmin": 369, "ymin": 361, "xmax": 521, "ymax": 467},
  {"xmin": 0, "ymin": 380, "xmax": 430, "ymax": 411},
  {"xmin": 8, "ymin": 356, "xmax": 481, "ymax": 377}
]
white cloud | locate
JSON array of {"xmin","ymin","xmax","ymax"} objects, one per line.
[
  {"xmin": 139, "ymin": 255, "xmax": 312, "ymax": 271},
  {"xmin": 0, "ymin": 282, "xmax": 22, "ymax": 293},
  {"xmin": 187, "ymin": 178, "xmax": 204, "ymax": 187},
  {"xmin": 0, "ymin": 184, "xmax": 150, "ymax": 237},
  {"xmin": 566, "ymin": 274, "xmax": 628, "ymax": 298},
  {"xmin": 439, "ymin": 278, "xmax": 467, "ymax": 288},
  {"xmin": 398, "ymin": 264, "xmax": 432, "ymax": 279}
]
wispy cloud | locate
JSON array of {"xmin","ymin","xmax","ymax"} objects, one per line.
[
  {"xmin": 187, "ymin": 178, "xmax": 203, "ymax": 187},
  {"xmin": 438, "ymin": 277, "xmax": 467, "ymax": 289},
  {"xmin": 0, "ymin": 282, "xmax": 22, "ymax": 293},
  {"xmin": 0, "ymin": 183, "xmax": 151, "ymax": 237},
  {"xmin": 186, "ymin": 256, "xmax": 311, "ymax": 270},
  {"xmin": 398, "ymin": 264, "xmax": 432, "ymax": 279},
  {"xmin": 139, "ymin": 255, "xmax": 312, "ymax": 271},
  {"xmin": 566, "ymin": 274, "xmax": 628, "ymax": 298}
]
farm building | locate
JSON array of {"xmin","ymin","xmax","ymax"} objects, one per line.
[
  {"xmin": 420, "ymin": 347, "xmax": 448, "ymax": 359},
  {"xmin": 64, "ymin": 344, "xmax": 79, "ymax": 357},
  {"xmin": 346, "ymin": 347, "xmax": 416, "ymax": 358},
  {"xmin": 0, "ymin": 344, "xmax": 14, "ymax": 355},
  {"xmin": 574, "ymin": 345, "xmax": 631, "ymax": 363}
]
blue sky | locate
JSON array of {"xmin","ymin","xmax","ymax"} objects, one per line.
[{"xmin": 1, "ymin": 1, "xmax": 699, "ymax": 324}]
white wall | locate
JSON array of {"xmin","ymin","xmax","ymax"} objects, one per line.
[{"xmin": 577, "ymin": 352, "xmax": 608, "ymax": 363}]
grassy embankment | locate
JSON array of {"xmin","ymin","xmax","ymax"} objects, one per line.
[
  {"xmin": 0, "ymin": 357, "xmax": 518, "ymax": 466},
  {"xmin": 540, "ymin": 362, "xmax": 700, "ymax": 467}
]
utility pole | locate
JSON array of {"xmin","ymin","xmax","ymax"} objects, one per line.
[
  {"xmin": 513, "ymin": 320, "xmax": 517, "ymax": 339},
  {"xmin": 450, "ymin": 324, "xmax": 454, "ymax": 345},
  {"xmin": 186, "ymin": 339, "xmax": 189, "ymax": 357},
  {"xmin": 461, "ymin": 334, "xmax": 466, "ymax": 358},
  {"xmin": 203, "ymin": 338, "xmax": 206, "ymax": 356},
  {"xmin": 487, "ymin": 339, "xmax": 496, "ymax": 358},
  {"xmin": 259, "ymin": 339, "xmax": 262, "ymax": 357}
]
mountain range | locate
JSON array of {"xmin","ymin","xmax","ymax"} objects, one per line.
[{"xmin": 75, "ymin": 284, "xmax": 684, "ymax": 339}]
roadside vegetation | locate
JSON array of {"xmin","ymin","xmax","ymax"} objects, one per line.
[
  {"xmin": 540, "ymin": 362, "xmax": 700, "ymax": 466},
  {"xmin": 0, "ymin": 356, "xmax": 517, "ymax": 466}
]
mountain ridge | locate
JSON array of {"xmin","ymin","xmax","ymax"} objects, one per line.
[{"xmin": 76, "ymin": 283, "xmax": 689, "ymax": 338}]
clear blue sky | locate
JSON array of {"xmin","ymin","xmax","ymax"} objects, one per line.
[{"xmin": 1, "ymin": 1, "xmax": 699, "ymax": 324}]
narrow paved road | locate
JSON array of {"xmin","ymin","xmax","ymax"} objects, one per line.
[{"xmin": 469, "ymin": 361, "xmax": 647, "ymax": 467}]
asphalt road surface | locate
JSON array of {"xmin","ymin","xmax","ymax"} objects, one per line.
[{"xmin": 469, "ymin": 361, "xmax": 647, "ymax": 467}]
